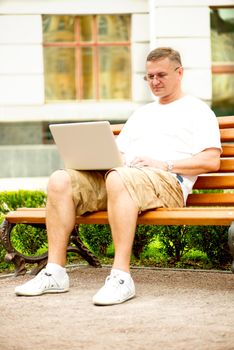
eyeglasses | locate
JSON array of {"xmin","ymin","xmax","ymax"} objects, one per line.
[{"xmin": 143, "ymin": 66, "xmax": 181, "ymax": 82}]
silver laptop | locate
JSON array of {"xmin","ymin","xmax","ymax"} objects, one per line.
[{"xmin": 49, "ymin": 121, "xmax": 123, "ymax": 170}]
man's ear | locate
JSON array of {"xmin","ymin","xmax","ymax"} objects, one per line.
[{"xmin": 178, "ymin": 67, "xmax": 184, "ymax": 80}]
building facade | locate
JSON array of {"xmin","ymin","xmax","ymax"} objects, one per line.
[{"xmin": 0, "ymin": 0, "xmax": 233, "ymax": 177}]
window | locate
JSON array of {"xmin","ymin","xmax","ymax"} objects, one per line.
[
  {"xmin": 42, "ymin": 15, "xmax": 131, "ymax": 101},
  {"xmin": 210, "ymin": 7, "xmax": 234, "ymax": 116}
]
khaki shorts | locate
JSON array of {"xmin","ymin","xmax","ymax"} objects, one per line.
[{"xmin": 66, "ymin": 167, "xmax": 184, "ymax": 216}]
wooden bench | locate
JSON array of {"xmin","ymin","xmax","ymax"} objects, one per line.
[{"xmin": 1, "ymin": 116, "xmax": 234, "ymax": 276}]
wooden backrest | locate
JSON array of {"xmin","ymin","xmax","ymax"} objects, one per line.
[
  {"xmin": 187, "ymin": 116, "xmax": 234, "ymax": 206},
  {"xmin": 112, "ymin": 116, "xmax": 234, "ymax": 207}
]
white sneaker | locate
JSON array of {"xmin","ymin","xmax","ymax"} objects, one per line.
[
  {"xmin": 93, "ymin": 272, "xmax": 135, "ymax": 305},
  {"xmin": 15, "ymin": 269, "xmax": 69, "ymax": 296}
]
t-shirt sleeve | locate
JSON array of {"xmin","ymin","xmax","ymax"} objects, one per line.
[{"xmin": 192, "ymin": 108, "xmax": 222, "ymax": 154}]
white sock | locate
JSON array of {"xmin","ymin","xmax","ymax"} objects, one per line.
[
  {"xmin": 111, "ymin": 268, "xmax": 131, "ymax": 280},
  {"xmin": 46, "ymin": 262, "xmax": 66, "ymax": 280}
]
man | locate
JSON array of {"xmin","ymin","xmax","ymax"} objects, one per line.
[{"xmin": 15, "ymin": 47, "xmax": 221, "ymax": 305}]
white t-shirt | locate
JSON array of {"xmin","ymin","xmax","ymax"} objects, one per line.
[{"xmin": 116, "ymin": 95, "xmax": 221, "ymax": 202}]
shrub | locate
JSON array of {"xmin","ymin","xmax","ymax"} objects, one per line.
[
  {"xmin": 11, "ymin": 225, "xmax": 47, "ymax": 256},
  {"xmin": 132, "ymin": 225, "xmax": 156, "ymax": 258},
  {"xmin": 154, "ymin": 224, "xmax": 232, "ymax": 268},
  {"xmin": 155, "ymin": 225, "xmax": 190, "ymax": 262},
  {"xmin": 0, "ymin": 190, "xmax": 46, "ymax": 213},
  {"xmin": 79, "ymin": 224, "xmax": 112, "ymax": 256},
  {"xmin": 187, "ymin": 225, "xmax": 232, "ymax": 268},
  {"xmin": 0, "ymin": 190, "xmax": 47, "ymax": 270},
  {"xmin": 79, "ymin": 223, "xmax": 157, "ymax": 259}
]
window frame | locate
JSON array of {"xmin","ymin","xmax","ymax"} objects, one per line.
[{"xmin": 43, "ymin": 14, "xmax": 132, "ymax": 101}]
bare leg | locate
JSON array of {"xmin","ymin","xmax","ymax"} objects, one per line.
[
  {"xmin": 106, "ymin": 171, "xmax": 138, "ymax": 273},
  {"xmin": 46, "ymin": 170, "xmax": 76, "ymax": 267},
  {"xmin": 14, "ymin": 170, "xmax": 74, "ymax": 296}
]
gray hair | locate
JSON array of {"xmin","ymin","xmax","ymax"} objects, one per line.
[{"xmin": 146, "ymin": 47, "xmax": 182, "ymax": 66}]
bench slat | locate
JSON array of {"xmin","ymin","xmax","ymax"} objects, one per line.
[
  {"xmin": 111, "ymin": 124, "xmax": 123, "ymax": 135},
  {"xmin": 5, "ymin": 207, "xmax": 234, "ymax": 226},
  {"xmin": 111, "ymin": 122, "xmax": 234, "ymax": 140},
  {"xmin": 187, "ymin": 192, "xmax": 234, "ymax": 206},
  {"xmin": 218, "ymin": 116, "xmax": 234, "ymax": 128},
  {"xmin": 137, "ymin": 208, "xmax": 234, "ymax": 225},
  {"xmin": 193, "ymin": 175, "xmax": 234, "ymax": 189},
  {"xmin": 221, "ymin": 144, "xmax": 234, "ymax": 157},
  {"xmin": 76, "ymin": 209, "xmax": 234, "ymax": 226},
  {"xmin": 220, "ymin": 128, "xmax": 234, "ymax": 142},
  {"xmin": 218, "ymin": 158, "xmax": 234, "ymax": 172}
]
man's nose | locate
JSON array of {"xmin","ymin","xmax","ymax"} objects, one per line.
[{"xmin": 152, "ymin": 75, "xmax": 160, "ymax": 84}]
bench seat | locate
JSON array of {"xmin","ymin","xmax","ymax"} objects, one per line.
[{"xmin": 5, "ymin": 207, "xmax": 234, "ymax": 226}]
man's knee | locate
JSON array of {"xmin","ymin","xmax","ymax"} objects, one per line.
[
  {"xmin": 48, "ymin": 170, "xmax": 72, "ymax": 196},
  {"xmin": 106, "ymin": 170, "xmax": 125, "ymax": 193}
]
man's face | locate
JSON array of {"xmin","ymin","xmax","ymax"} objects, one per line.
[{"xmin": 145, "ymin": 57, "xmax": 183, "ymax": 100}]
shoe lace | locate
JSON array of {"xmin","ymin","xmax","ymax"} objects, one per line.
[
  {"xmin": 105, "ymin": 275, "xmax": 124, "ymax": 288},
  {"xmin": 34, "ymin": 270, "xmax": 59, "ymax": 289}
]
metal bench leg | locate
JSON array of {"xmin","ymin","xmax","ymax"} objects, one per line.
[
  {"xmin": 30, "ymin": 226, "xmax": 102, "ymax": 273},
  {"xmin": 228, "ymin": 221, "xmax": 234, "ymax": 273},
  {"xmin": 0, "ymin": 219, "xmax": 48, "ymax": 276},
  {"xmin": 0, "ymin": 220, "xmax": 101, "ymax": 276},
  {"xmin": 0, "ymin": 219, "xmax": 27, "ymax": 276}
]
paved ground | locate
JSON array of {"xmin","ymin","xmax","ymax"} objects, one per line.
[
  {"xmin": 0, "ymin": 265, "xmax": 234, "ymax": 350},
  {"xmin": 0, "ymin": 179, "xmax": 234, "ymax": 349}
]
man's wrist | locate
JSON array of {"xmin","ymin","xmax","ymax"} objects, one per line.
[{"xmin": 165, "ymin": 160, "xmax": 174, "ymax": 172}]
